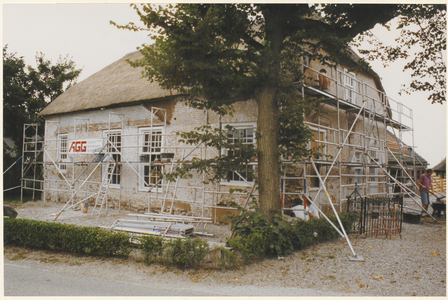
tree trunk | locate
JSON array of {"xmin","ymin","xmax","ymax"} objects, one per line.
[
  {"xmin": 256, "ymin": 85, "xmax": 281, "ymax": 222},
  {"xmin": 256, "ymin": 8, "xmax": 284, "ymax": 222}
]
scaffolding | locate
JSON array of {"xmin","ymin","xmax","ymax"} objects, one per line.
[
  {"xmin": 20, "ymin": 123, "xmax": 45, "ymax": 200},
  {"xmin": 20, "ymin": 60, "xmax": 426, "ymax": 228},
  {"xmin": 278, "ymin": 63, "xmax": 419, "ymax": 216}
]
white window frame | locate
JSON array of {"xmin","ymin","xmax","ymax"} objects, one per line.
[
  {"xmin": 344, "ymin": 69, "xmax": 356, "ymax": 103},
  {"xmin": 58, "ymin": 134, "xmax": 68, "ymax": 174},
  {"xmin": 220, "ymin": 122, "xmax": 256, "ymax": 187},
  {"xmin": 103, "ymin": 129, "xmax": 122, "ymax": 188},
  {"xmin": 138, "ymin": 127, "xmax": 164, "ymax": 192}
]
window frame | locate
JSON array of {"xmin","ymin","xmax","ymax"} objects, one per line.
[
  {"xmin": 103, "ymin": 129, "xmax": 122, "ymax": 188},
  {"xmin": 138, "ymin": 127, "xmax": 164, "ymax": 192},
  {"xmin": 343, "ymin": 68, "xmax": 356, "ymax": 103},
  {"xmin": 58, "ymin": 134, "xmax": 68, "ymax": 173},
  {"xmin": 309, "ymin": 125, "xmax": 327, "ymax": 158},
  {"xmin": 220, "ymin": 122, "xmax": 256, "ymax": 187}
]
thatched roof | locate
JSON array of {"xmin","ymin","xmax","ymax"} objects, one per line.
[
  {"xmin": 433, "ymin": 158, "xmax": 446, "ymax": 171},
  {"xmin": 40, "ymin": 51, "xmax": 182, "ymax": 116}
]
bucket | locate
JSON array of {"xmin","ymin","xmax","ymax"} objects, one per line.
[{"xmin": 403, "ymin": 212, "xmax": 421, "ymax": 224}]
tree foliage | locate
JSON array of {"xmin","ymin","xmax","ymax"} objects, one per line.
[
  {"xmin": 354, "ymin": 4, "xmax": 446, "ymax": 104},
  {"xmin": 114, "ymin": 4, "xmax": 403, "ymax": 221},
  {"xmin": 3, "ymin": 45, "xmax": 82, "ymax": 191}
]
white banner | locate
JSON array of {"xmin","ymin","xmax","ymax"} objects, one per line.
[{"xmin": 68, "ymin": 139, "xmax": 103, "ymax": 154}]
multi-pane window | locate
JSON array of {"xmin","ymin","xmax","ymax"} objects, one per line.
[
  {"xmin": 58, "ymin": 134, "xmax": 68, "ymax": 172},
  {"xmin": 140, "ymin": 128, "xmax": 163, "ymax": 190},
  {"xmin": 105, "ymin": 131, "xmax": 121, "ymax": 185},
  {"xmin": 344, "ymin": 69, "xmax": 356, "ymax": 103},
  {"xmin": 222, "ymin": 124, "xmax": 256, "ymax": 185}
]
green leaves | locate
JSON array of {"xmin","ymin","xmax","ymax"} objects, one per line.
[
  {"xmin": 3, "ymin": 45, "xmax": 82, "ymax": 189},
  {"xmin": 163, "ymin": 237, "xmax": 210, "ymax": 269},
  {"xmin": 113, "ymin": 4, "xmax": 411, "ymax": 220},
  {"xmin": 226, "ymin": 201, "xmax": 359, "ymax": 261},
  {"xmin": 354, "ymin": 4, "xmax": 446, "ymax": 103},
  {"xmin": 138, "ymin": 235, "xmax": 164, "ymax": 264},
  {"xmin": 163, "ymin": 125, "xmax": 257, "ymax": 183},
  {"xmin": 4, "ymin": 218, "xmax": 130, "ymax": 257}
]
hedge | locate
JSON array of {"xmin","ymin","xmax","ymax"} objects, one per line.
[
  {"xmin": 138, "ymin": 235, "xmax": 209, "ymax": 269},
  {"xmin": 4, "ymin": 218, "xmax": 130, "ymax": 257},
  {"xmin": 4, "ymin": 212, "xmax": 359, "ymax": 269}
]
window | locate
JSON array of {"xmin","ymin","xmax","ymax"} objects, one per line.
[
  {"xmin": 344, "ymin": 69, "xmax": 356, "ymax": 103},
  {"xmin": 354, "ymin": 150, "xmax": 363, "ymax": 185},
  {"xmin": 368, "ymin": 148, "xmax": 379, "ymax": 183},
  {"xmin": 58, "ymin": 134, "xmax": 68, "ymax": 173},
  {"xmin": 104, "ymin": 130, "xmax": 121, "ymax": 186},
  {"xmin": 309, "ymin": 126, "xmax": 326, "ymax": 159},
  {"xmin": 139, "ymin": 127, "xmax": 163, "ymax": 191},
  {"xmin": 368, "ymin": 148, "xmax": 380, "ymax": 194},
  {"xmin": 369, "ymin": 167, "xmax": 378, "ymax": 182},
  {"xmin": 310, "ymin": 164, "xmax": 325, "ymax": 189},
  {"xmin": 369, "ymin": 148, "xmax": 379, "ymax": 161},
  {"xmin": 221, "ymin": 123, "xmax": 256, "ymax": 186}
]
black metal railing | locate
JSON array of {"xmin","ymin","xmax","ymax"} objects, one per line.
[{"xmin": 347, "ymin": 188, "xmax": 403, "ymax": 237}]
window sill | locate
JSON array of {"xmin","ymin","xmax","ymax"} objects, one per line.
[
  {"xmin": 220, "ymin": 181, "xmax": 255, "ymax": 188},
  {"xmin": 138, "ymin": 187, "xmax": 163, "ymax": 193}
]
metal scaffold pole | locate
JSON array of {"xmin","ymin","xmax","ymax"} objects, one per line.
[{"xmin": 310, "ymin": 158, "xmax": 364, "ymax": 262}]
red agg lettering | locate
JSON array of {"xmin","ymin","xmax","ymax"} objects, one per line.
[
  {"xmin": 69, "ymin": 142, "xmax": 76, "ymax": 152},
  {"xmin": 69, "ymin": 141, "xmax": 87, "ymax": 152}
]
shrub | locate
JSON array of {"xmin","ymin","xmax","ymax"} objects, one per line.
[
  {"xmin": 265, "ymin": 215, "xmax": 295, "ymax": 256},
  {"xmin": 226, "ymin": 232, "xmax": 268, "ymax": 264},
  {"xmin": 138, "ymin": 235, "xmax": 164, "ymax": 264},
  {"xmin": 226, "ymin": 203, "xmax": 359, "ymax": 263},
  {"xmin": 4, "ymin": 218, "xmax": 130, "ymax": 257},
  {"xmin": 213, "ymin": 246, "xmax": 239, "ymax": 270},
  {"xmin": 163, "ymin": 237, "xmax": 209, "ymax": 269}
]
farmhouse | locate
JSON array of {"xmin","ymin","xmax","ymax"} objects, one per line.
[{"xmin": 21, "ymin": 49, "xmax": 417, "ymax": 221}]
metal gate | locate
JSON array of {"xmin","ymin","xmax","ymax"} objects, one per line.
[{"xmin": 347, "ymin": 189, "xmax": 403, "ymax": 237}]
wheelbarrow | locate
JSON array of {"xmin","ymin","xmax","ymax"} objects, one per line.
[{"xmin": 431, "ymin": 194, "xmax": 446, "ymax": 218}]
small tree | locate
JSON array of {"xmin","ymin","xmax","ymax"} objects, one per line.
[
  {"xmin": 3, "ymin": 45, "xmax": 82, "ymax": 193},
  {"xmin": 114, "ymin": 4, "xmax": 405, "ymax": 221}
]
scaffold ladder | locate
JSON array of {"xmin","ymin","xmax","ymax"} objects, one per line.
[{"xmin": 91, "ymin": 158, "xmax": 116, "ymax": 217}]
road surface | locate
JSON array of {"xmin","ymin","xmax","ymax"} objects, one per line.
[{"xmin": 4, "ymin": 262, "xmax": 348, "ymax": 296}]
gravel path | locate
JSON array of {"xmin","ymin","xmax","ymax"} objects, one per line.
[{"xmin": 4, "ymin": 200, "xmax": 446, "ymax": 297}]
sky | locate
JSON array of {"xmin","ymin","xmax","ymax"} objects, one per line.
[{"xmin": 2, "ymin": 3, "xmax": 446, "ymax": 167}]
